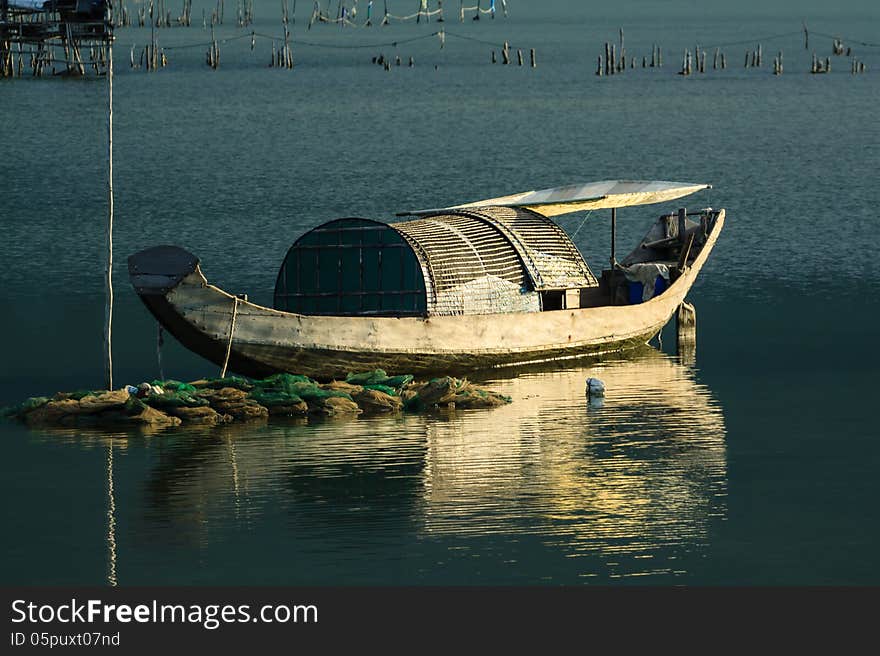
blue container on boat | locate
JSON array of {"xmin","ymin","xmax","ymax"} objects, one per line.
[{"xmin": 627, "ymin": 276, "xmax": 668, "ymax": 304}]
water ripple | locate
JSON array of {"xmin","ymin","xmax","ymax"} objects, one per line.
[{"xmin": 17, "ymin": 349, "xmax": 726, "ymax": 583}]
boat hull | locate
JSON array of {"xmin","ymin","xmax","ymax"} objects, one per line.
[{"xmin": 130, "ymin": 212, "xmax": 724, "ymax": 379}]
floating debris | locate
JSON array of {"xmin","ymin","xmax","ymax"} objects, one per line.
[
  {"xmin": 585, "ymin": 378, "xmax": 605, "ymax": 398},
  {"xmin": 1, "ymin": 370, "xmax": 511, "ymax": 431}
]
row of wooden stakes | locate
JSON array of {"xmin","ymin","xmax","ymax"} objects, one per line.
[
  {"xmin": 108, "ymin": 0, "xmax": 255, "ymax": 29},
  {"xmin": 811, "ymin": 53, "xmax": 869, "ymax": 75},
  {"xmin": 373, "ymin": 53, "xmax": 416, "ymax": 69},
  {"xmin": 270, "ymin": 35, "xmax": 294, "ymax": 68},
  {"xmin": 0, "ymin": 39, "xmax": 109, "ymax": 78},
  {"xmin": 490, "ymin": 42, "xmax": 536, "ymax": 67},
  {"xmin": 131, "ymin": 43, "xmax": 168, "ymax": 70},
  {"xmin": 597, "ymin": 42, "xmax": 663, "ymax": 75},
  {"xmin": 593, "ymin": 33, "xmax": 873, "ymax": 78}
]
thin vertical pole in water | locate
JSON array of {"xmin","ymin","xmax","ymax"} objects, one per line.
[
  {"xmin": 156, "ymin": 324, "xmax": 165, "ymax": 380},
  {"xmin": 676, "ymin": 301, "xmax": 696, "ymax": 365},
  {"xmin": 610, "ymin": 207, "xmax": 617, "ymax": 266},
  {"xmin": 105, "ymin": 40, "xmax": 114, "ymax": 391}
]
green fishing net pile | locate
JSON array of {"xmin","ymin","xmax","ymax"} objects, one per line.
[
  {"xmin": 246, "ymin": 373, "xmax": 351, "ymax": 407},
  {"xmin": 345, "ymin": 369, "xmax": 413, "ymax": 396},
  {"xmin": 0, "ymin": 396, "xmax": 49, "ymax": 418},
  {"xmin": 145, "ymin": 373, "xmax": 370, "ymax": 409},
  {"xmin": 144, "ymin": 380, "xmax": 209, "ymax": 409},
  {"xmin": 0, "ymin": 390, "xmax": 104, "ymax": 418},
  {"xmin": 1, "ymin": 369, "xmax": 509, "ymax": 422},
  {"xmin": 194, "ymin": 376, "xmax": 254, "ymax": 391}
]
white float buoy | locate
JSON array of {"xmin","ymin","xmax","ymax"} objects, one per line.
[{"xmin": 586, "ymin": 378, "xmax": 605, "ymax": 397}]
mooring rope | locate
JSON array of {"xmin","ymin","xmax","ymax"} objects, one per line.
[
  {"xmin": 443, "ymin": 29, "xmax": 522, "ymax": 50},
  {"xmin": 702, "ymin": 30, "xmax": 802, "ymax": 50},
  {"xmin": 810, "ymin": 30, "xmax": 880, "ymax": 48},
  {"xmin": 385, "ymin": 9, "xmax": 443, "ymax": 21},
  {"xmin": 161, "ymin": 32, "xmax": 252, "ymax": 51},
  {"xmin": 139, "ymin": 24, "xmax": 875, "ymax": 58},
  {"xmin": 158, "ymin": 28, "xmax": 441, "ymax": 52},
  {"xmin": 460, "ymin": 5, "xmax": 495, "ymax": 15},
  {"xmin": 251, "ymin": 29, "xmax": 439, "ymax": 49},
  {"xmin": 219, "ymin": 296, "xmax": 239, "ymax": 379}
]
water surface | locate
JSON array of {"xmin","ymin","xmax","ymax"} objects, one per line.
[{"xmin": 1, "ymin": 0, "xmax": 878, "ymax": 585}]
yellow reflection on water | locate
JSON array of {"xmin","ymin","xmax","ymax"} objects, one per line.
[
  {"xmin": 106, "ymin": 443, "xmax": 117, "ymax": 587},
  {"xmin": 419, "ymin": 350, "xmax": 727, "ymax": 568}
]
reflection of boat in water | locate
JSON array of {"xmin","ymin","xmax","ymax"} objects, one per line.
[
  {"xmin": 420, "ymin": 349, "xmax": 727, "ymax": 558},
  {"xmin": 132, "ymin": 348, "xmax": 725, "ymax": 579}
]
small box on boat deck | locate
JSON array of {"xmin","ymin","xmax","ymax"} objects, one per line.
[{"xmin": 627, "ymin": 276, "xmax": 668, "ymax": 304}]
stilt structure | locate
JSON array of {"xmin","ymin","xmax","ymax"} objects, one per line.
[{"xmin": 1, "ymin": 0, "xmax": 113, "ymax": 78}]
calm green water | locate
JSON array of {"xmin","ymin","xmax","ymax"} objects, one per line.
[{"xmin": 1, "ymin": 0, "xmax": 878, "ymax": 585}]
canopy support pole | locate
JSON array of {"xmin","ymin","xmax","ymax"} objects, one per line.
[{"xmin": 610, "ymin": 207, "xmax": 617, "ymax": 267}]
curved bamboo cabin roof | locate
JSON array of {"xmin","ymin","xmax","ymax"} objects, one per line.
[{"xmin": 274, "ymin": 207, "xmax": 596, "ymax": 318}]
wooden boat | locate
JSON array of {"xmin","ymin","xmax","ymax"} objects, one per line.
[{"xmin": 129, "ymin": 180, "xmax": 724, "ymax": 379}]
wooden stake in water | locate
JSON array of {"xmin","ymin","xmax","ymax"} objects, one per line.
[
  {"xmin": 676, "ymin": 301, "xmax": 696, "ymax": 365},
  {"xmin": 105, "ymin": 41, "xmax": 114, "ymax": 390}
]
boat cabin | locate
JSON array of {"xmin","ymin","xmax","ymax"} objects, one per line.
[
  {"xmin": 274, "ymin": 206, "xmax": 599, "ymax": 317},
  {"xmin": 273, "ymin": 180, "xmax": 720, "ymax": 318}
]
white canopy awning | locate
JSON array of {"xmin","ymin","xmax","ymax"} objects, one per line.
[{"xmin": 401, "ymin": 180, "xmax": 711, "ymax": 217}]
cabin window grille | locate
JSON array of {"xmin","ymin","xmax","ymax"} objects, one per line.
[{"xmin": 274, "ymin": 219, "xmax": 427, "ymax": 316}]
